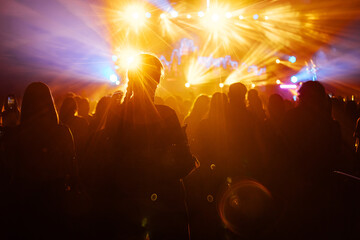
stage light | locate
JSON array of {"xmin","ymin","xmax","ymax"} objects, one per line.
[
  {"xmin": 186, "ymin": 14, "xmax": 191, "ymax": 19},
  {"xmin": 289, "ymin": 56, "xmax": 297, "ymax": 63},
  {"xmin": 225, "ymin": 12, "xmax": 232, "ymax": 18},
  {"xmin": 251, "ymin": 83, "xmax": 256, "ymax": 88},
  {"xmin": 112, "ymin": 55, "xmax": 118, "ymax": 62},
  {"xmin": 280, "ymin": 84, "xmax": 297, "ymax": 89},
  {"xmin": 291, "ymin": 76, "xmax": 298, "ymax": 83},
  {"xmin": 145, "ymin": 12, "xmax": 151, "ymax": 18},
  {"xmin": 211, "ymin": 13, "xmax": 220, "ymax": 22},
  {"xmin": 219, "ymin": 83, "xmax": 224, "ymax": 88},
  {"xmin": 264, "ymin": 16, "xmax": 269, "ymax": 20},
  {"xmin": 170, "ymin": 10, "xmax": 178, "ymax": 18},
  {"xmin": 110, "ymin": 74, "xmax": 118, "ymax": 82},
  {"xmin": 276, "ymin": 59, "xmax": 280, "ymax": 64},
  {"xmin": 115, "ymin": 80, "xmax": 120, "ymax": 85},
  {"xmin": 160, "ymin": 13, "xmax": 166, "ymax": 19},
  {"xmin": 132, "ymin": 12, "xmax": 139, "ymax": 19},
  {"xmin": 276, "ymin": 79, "xmax": 281, "ymax": 84},
  {"xmin": 253, "ymin": 14, "xmax": 259, "ymax": 20},
  {"xmin": 239, "ymin": 15, "xmax": 244, "ymax": 20},
  {"xmin": 198, "ymin": 11, "xmax": 205, "ymax": 18},
  {"xmin": 185, "ymin": 82, "xmax": 191, "ymax": 88}
]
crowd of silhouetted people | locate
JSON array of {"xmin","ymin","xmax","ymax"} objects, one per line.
[{"xmin": 1, "ymin": 53, "xmax": 360, "ymax": 239}]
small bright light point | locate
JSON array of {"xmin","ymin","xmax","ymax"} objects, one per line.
[
  {"xmin": 112, "ymin": 55, "xmax": 118, "ymax": 62},
  {"xmin": 239, "ymin": 15, "xmax": 244, "ymax": 20},
  {"xmin": 291, "ymin": 76, "xmax": 298, "ymax": 83},
  {"xmin": 276, "ymin": 79, "xmax": 281, "ymax": 84},
  {"xmin": 293, "ymin": 95, "xmax": 297, "ymax": 101},
  {"xmin": 198, "ymin": 11, "xmax": 205, "ymax": 18},
  {"xmin": 160, "ymin": 13, "xmax": 166, "ymax": 19},
  {"xmin": 276, "ymin": 59, "xmax": 280, "ymax": 64},
  {"xmin": 110, "ymin": 74, "xmax": 118, "ymax": 82},
  {"xmin": 170, "ymin": 10, "xmax": 178, "ymax": 18},
  {"xmin": 225, "ymin": 12, "xmax": 232, "ymax": 18},
  {"xmin": 185, "ymin": 82, "xmax": 191, "ymax": 88},
  {"xmin": 115, "ymin": 80, "xmax": 120, "ymax": 85},
  {"xmin": 265, "ymin": 16, "xmax": 269, "ymax": 20},
  {"xmin": 211, "ymin": 13, "xmax": 219, "ymax": 22},
  {"xmin": 289, "ymin": 56, "xmax": 297, "ymax": 63},
  {"xmin": 114, "ymin": 65, "xmax": 119, "ymax": 69},
  {"xmin": 219, "ymin": 83, "xmax": 224, "ymax": 88},
  {"xmin": 280, "ymin": 84, "xmax": 297, "ymax": 89},
  {"xmin": 145, "ymin": 12, "xmax": 151, "ymax": 18},
  {"xmin": 253, "ymin": 14, "xmax": 259, "ymax": 20},
  {"xmin": 251, "ymin": 83, "xmax": 256, "ymax": 88},
  {"xmin": 186, "ymin": 14, "xmax": 191, "ymax": 19}
]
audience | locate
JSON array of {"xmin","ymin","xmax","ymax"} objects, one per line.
[{"xmin": 0, "ymin": 60, "xmax": 359, "ymax": 239}]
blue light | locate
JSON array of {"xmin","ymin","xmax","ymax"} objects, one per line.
[
  {"xmin": 145, "ymin": 12, "xmax": 151, "ymax": 18},
  {"xmin": 253, "ymin": 14, "xmax": 259, "ymax": 20},
  {"xmin": 289, "ymin": 56, "xmax": 296, "ymax": 63},
  {"xmin": 112, "ymin": 55, "xmax": 118, "ymax": 62},
  {"xmin": 291, "ymin": 76, "xmax": 298, "ymax": 83},
  {"xmin": 110, "ymin": 74, "xmax": 118, "ymax": 82}
]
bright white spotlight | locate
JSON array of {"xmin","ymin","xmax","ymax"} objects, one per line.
[
  {"xmin": 219, "ymin": 83, "xmax": 224, "ymax": 88},
  {"xmin": 145, "ymin": 12, "xmax": 151, "ymax": 18},
  {"xmin": 291, "ymin": 76, "xmax": 298, "ymax": 83},
  {"xmin": 198, "ymin": 11, "xmax": 205, "ymax": 18},
  {"xmin": 276, "ymin": 79, "xmax": 281, "ymax": 84},
  {"xmin": 132, "ymin": 12, "xmax": 139, "ymax": 19},
  {"xmin": 276, "ymin": 59, "xmax": 281, "ymax": 64},
  {"xmin": 186, "ymin": 14, "xmax": 191, "ymax": 19},
  {"xmin": 115, "ymin": 80, "xmax": 120, "ymax": 85},
  {"xmin": 185, "ymin": 82, "xmax": 191, "ymax": 88},
  {"xmin": 211, "ymin": 13, "xmax": 219, "ymax": 22},
  {"xmin": 264, "ymin": 16, "xmax": 269, "ymax": 20},
  {"xmin": 239, "ymin": 15, "xmax": 244, "ymax": 20},
  {"xmin": 170, "ymin": 10, "xmax": 178, "ymax": 18},
  {"xmin": 225, "ymin": 12, "xmax": 232, "ymax": 18},
  {"xmin": 253, "ymin": 14, "xmax": 259, "ymax": 20},
  {"xmin": 160, "ymin": 13, "xmax": 166, "ymax": 19},
  {"xmin": 251, "ymin": 83, "xmax": 256, "ymax": 88},
  {"xmin": 110, "ymin": 74, "xmax": 118, "ymax": 82}
]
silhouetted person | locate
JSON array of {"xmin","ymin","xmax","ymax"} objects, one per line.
[
  {"xmin": 2, "ymin": 82, "xmax": 76, "ymax": 239},
  {"xmin": 88, "ymin": 96, "xmax": 111, "ymax": 134},
  {"xmin": 85, "ymin": 54, "xmax": 195, "ymax": 239},
  {"xmin": 227, "ymin": 82, "xmax": 264, "ymax": 179},
  {"xmin": 59, "ymin": 96, "xmax": 89, "ymax": 164},
  {"xmin": 281, "ymin": 81, "xmax": 343, "ymax": 238},
  {"xmin": 76, "ymin": 97, "xmax": 92, "ymax": 123},
  {"xmin": 248, "ymin": 89, "xmax": 266, "ymax": 122},
  {"xmin": 184, "ymin": 94, "xmax": 210, "ymax": 146},
  {"xmin": 1, "ymin": 94, "xmax": 20, "ymax": 127}
]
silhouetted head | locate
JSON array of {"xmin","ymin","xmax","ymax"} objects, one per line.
[
  {"xmin": 21, "ymin": 82, "xmax": 58, "ymax": 125},
  {"xmin": 298, "ymin": 81, "xmax": 327, "ymax": 112},
  {"xmin": 228, "ymin": 82, "xmax": 247, "ymax": 107},
  {"xmin": 268, "ymin": 94, "xmax": 285, "ymax": 120},
  {"xmin": 78, "ymin": 97, "xmax": 90, "ymax": 117},
  {"xmin": 95, "ymin": 96, "xmax": 111, "ymax": 118},
  {"xmin": 126, "ymin": 53, "xmax": 164, "ymax": 101},
  {"xmin": 188, "ymin": 94, "xmax": 210, "ymax": 119},
  {"xmin": 59, "ymin": 97, "xmax": 77, "ymax": 123},
  {"xmin": 209, "ymin": 92, "xmax": 228, "ymax": 121},
  {"xmin": 247, "ymin": 89, "xmax": 259, "ymax": 103}
]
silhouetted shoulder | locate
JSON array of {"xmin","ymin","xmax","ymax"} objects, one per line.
[{"xmin": 155, "ymin": 104, "xmax": 180, "ymax": 122}]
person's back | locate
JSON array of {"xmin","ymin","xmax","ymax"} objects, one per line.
[
  {"xmin": 86, "ymin": 54, "xmax": 194, "ymax": 239},
  {"xmin": 2, "ymin": 82, "xmax": 75, "ymax": 239}
]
